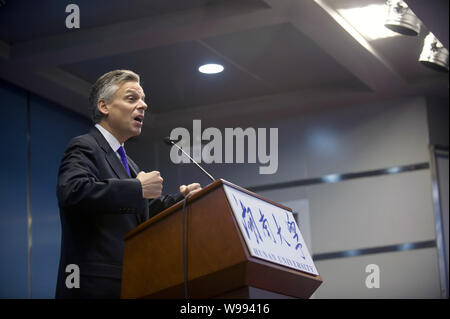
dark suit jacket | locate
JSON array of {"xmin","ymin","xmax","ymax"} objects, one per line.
[{"xmin": 55, "ymin": 127, "xmax": 183, "ymax": 298}]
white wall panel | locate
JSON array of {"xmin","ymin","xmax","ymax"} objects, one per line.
[
  {"xmin": 307, "ymin": 169, "xmax": 436, "ymax": 254},
  {"xmin": 305, "ymin": 97, "xmax": 430, "ymax": 178},
  {"xmin": 313, "ymin": 248, "xmax": 441, "ymax": 299}
]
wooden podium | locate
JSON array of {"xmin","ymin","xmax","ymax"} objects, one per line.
[{"xmin": 121, "ymin": 179, "xmax": 322, "ymax": 299}]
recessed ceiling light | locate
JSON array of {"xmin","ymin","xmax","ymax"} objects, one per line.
[
  {"xmin": 198, "ymin": 64, "xmax": 224, "ymax": 74},
  {"xmin": 337, "ymin": 4, "xmax": 401, "ymax": 41}
]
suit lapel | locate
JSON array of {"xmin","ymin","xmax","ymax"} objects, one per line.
[
  {"xmin": 127, "ymin": 157, "xmax": 149, "ymax": 221},
  {"xmin": 90, "ymin": 127, "xmax": 130, "ymax": 179},
  {"xmin": 127, "ymin": 157, "xmax": 139, "ymax": 178},
  {"xmin": 90, "ymin": 127, "xmax": 147, "ymax": 224},
  {"xmin": 106, "ymin": 152, "xmax": 130, "ymax": 179}
]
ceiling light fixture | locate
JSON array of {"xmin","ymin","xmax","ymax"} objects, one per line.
[
  {"xmin": 419, "ymin": 33, "xmax": 449, "ymax": 72},
  {"xmin": 337, "ymin": 4, "xmax": 401, "ymax": 41},
  {"xmin": 384, "ymin": 0, "xmax": 421, "ymax": 36},
  {"xmin": 315, "ymin": 0, "xmax": 399, "ymax": 75},
  {"xmin": 198, "ymin": 64, "xmax": 224, "ymax": 74}
]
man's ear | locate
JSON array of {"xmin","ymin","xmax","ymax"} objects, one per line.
[{"xmin": 97, "ymin": 100, "xmax": 109, "ymax": 116}]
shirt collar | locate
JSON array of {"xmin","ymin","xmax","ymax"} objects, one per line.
[{"xmin": 95, "ymin": 124, "xmax": 123, "ymax": 153}]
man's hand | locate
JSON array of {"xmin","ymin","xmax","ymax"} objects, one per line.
[
  {"xmin": 179, "ymin": 183, "xmax": 202, "ymax": 197},
  {"xmin": 136, "ymin": 171, "xmax": 163, "ymax": 199}
]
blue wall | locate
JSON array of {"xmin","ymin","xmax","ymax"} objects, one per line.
[
  {"xmin": 0, "ymin": 81, "xmax": 28, "ymax": 298},
  {"xmin": 0, "ymin": 79, "xmax": 91, "ymax": 298}
]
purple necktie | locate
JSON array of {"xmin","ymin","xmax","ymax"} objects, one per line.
[{"xmin": 117, "ymin": 146, "xmax": 131, "ymax": 177}]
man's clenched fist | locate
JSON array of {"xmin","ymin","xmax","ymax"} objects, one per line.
[{"xmin": 136, "ymin": 171, "xmax": 163, "ymax": 199}]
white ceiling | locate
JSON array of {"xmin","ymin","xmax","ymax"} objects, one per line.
[{"xmin": 0, "ymin": 0, "xmax": 448, "ymax": 123}]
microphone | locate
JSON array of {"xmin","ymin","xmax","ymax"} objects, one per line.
[{"xmin": 164, "ymin": 137, "xmax": 216, "ymax": 182}]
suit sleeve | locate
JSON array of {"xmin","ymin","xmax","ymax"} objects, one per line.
[
  {"xmin": 147, "ymin": 193, "xmax": 185, "ymax": 220},
  {"xmin": 57, "ymin": 137, "xmax": 146, "ymax": 215},
  {"xmin": 127, "ymin": 155, "xmax": 185, "ymax": 221}
]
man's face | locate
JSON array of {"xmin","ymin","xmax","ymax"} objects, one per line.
[{"xmin": 101, "ymin": 81, "xmax": 147, "ymax": 143}]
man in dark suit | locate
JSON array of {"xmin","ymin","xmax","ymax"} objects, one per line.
[{"xmin": 55, "ymin": 70, "xmax": 201, "ymax": 298}]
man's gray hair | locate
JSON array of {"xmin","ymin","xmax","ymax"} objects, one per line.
[{"xmin": 89, "ymin": 69, "xmax": 140, "ymax": 123}]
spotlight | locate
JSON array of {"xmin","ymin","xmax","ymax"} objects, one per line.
[
  {"xmin": 198, "ymin": 64, "xmax": 224, "ymax": 74},
  {"xmin": 384, "ymin": 0, "xmax": 421, "ymax": 36},
  {"xmin": 419, "ymin": 33, "xmax": 449, "ymax": 72}
]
